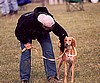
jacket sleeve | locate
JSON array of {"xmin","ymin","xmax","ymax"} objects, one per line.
[
  {"xmin": 15, "ymin": 15, "xmax": 29, "ymax": 44},
  {"xmin": 52, "ymin": 22, "xmax": 68, "ymax": 52}
]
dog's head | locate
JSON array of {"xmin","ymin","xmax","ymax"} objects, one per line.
[{"xmin": 64, "ymin": 37, "xmax": 76, "ymax": 48}]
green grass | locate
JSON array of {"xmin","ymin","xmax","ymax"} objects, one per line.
[{"xmin": 0, "ymin": 2, "xmax": 100, "ymax": 83}]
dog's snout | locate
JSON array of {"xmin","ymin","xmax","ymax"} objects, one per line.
[{"xmin": 66, "ymin": 43, "xmax": 68, "ymax": 46}]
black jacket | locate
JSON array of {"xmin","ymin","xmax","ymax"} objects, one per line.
[{"xmin": 15, "ymin": 7, "xmax": 68, "ymax": 52}]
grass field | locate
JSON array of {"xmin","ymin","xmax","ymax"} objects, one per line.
[{"xmin": 0, "ymin": 2, "xmax": 100, "ymax": 83}]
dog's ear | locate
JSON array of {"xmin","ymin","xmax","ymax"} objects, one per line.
[{"xmin": 71, "ymin": 37, "xmax": 76, "ymax": 47}]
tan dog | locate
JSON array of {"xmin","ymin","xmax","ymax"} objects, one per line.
[{"xmin": 57, "ymin": 37, "xmax": 77, "ymax": 83}]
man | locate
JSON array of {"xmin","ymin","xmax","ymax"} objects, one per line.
[{"xmin": 15, "ymin": 7, "xmax": 68, "ymax": 83}]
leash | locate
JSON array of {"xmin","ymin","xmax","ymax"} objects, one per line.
[
  {"xmin": 42, "ymin": 52, "xmax": 65, "ymax": 61},
  {"xmin": 42, "ymin": 50, "xmax": 67, "ymax": 61},
  {"xmin": 21, "ymin": 47, "xmax": 66, "ymax": 61},
  {"xmin": 21, "ymin": 48, "xmax": 27, "ymax": 52},
  {"xmin": 42, "ymin": 56, "xmax": 56, "ymax": 61},
  {"xmin": 42, "ymin": 48, "xmax": 77, "ymax": 61},
  {"xmin": 21, "ymin": 47, "xmax": 77, "ymax": 61},
  {"xmin": 21, "ymin": 47, "xmax": 37, "ymax": 52}
]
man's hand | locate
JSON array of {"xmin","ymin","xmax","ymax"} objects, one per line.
[{"xmin": 24, "ymin": 43, "xmax": 32, "ymax": 50}]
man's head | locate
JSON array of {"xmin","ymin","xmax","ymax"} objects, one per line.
[{"xmin": 38, "ymin": 14, "xmax": 55, "ymax": 30}]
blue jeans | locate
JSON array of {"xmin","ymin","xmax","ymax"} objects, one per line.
[{"xmin": 20, "ymin": 33, "xmax": 57, "ymax": 81}]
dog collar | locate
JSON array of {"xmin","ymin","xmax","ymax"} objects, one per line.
[{"xmin": 68, "ymin": 53, "xmax": 76, "ymax": 57}]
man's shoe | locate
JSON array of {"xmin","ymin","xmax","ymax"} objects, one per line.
[
  {"xmin": 48, "ymin": 77, "xmax": 59, "ymax": 83},
  {"xmin": 21, "ymin": 80, "xmax": 29, "ymax": 83}
]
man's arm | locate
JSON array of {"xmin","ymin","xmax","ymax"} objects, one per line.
[
  {"xmin": 15, "ymin": 15, "xmax": 29, "ymax": 44},
  {"xmin": 52, "ymin": 22, "xmax": 68, "ymax": 38},
  {"xmin": 52, "ymin": 22, "xmax": 68, "ymax": 52}
]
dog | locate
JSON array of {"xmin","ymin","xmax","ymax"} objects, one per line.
[{"xmin": 57, "ymin": 37, "xmax": 77, "ymax": 83}]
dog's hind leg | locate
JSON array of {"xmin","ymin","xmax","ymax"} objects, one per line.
[
  {"xmin": 67, "ymin": 62, "xmax": 72, "ymax": 78},
  {"xmin": 64, "ymin": 61, "xmax": 67, "ymax": 83},
  {"xmin": 71, "ymin": 63, "xmax": 75, "ymax": 83},
  {"xmin": 57, "ymin": 60, "xmax": 63, "ymax": 79}
]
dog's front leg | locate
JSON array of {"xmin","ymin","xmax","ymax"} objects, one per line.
[
  {"xmin": 64, "ymin": 61, "xmax": 67, "ymax": 83},
  {"xmin": 71, "ymin": 63, "xmax": 75, "ymax": 83}
]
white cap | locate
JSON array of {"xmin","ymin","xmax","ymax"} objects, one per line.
[{"xmin": 38, "ymin": 14, "xmax": 55, "ymax": 27}]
